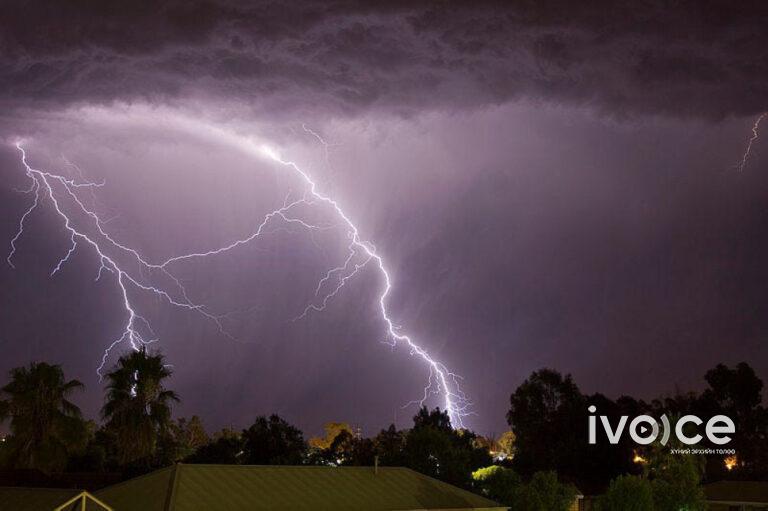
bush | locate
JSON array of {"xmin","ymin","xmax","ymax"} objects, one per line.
[
  {"xmin": 472, "ymin": 465, "xmax": 521, "ymax": 505},
  {"xmin": 473, "ymin": 467, "xmax": 576, "ymax": 511},
  {"xmin": 642, "ymin": 438, "xmax": 706, "ymax": 511},
  {"xmin": 598, "ymin": 475, "xmax": 653, "ymax": 511},
  {"xmin": 650, "ymin": 458, "xmax": 706, "ymax": 511},
  {"xmin": 513, "ymin": 471, "xmax": 577, "ymax": 511}
]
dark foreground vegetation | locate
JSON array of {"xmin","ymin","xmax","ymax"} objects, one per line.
[{"xmin": 1, "ymin": 349, "xmax": 766, "ymax": 510}]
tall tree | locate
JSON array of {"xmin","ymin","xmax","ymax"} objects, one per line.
[
  {"xmin": 580, "ymin": 393, "xmax": 645, "ymax": 490},
  {"xmin": 170, "ymin": 416, "xmax": 209, "ymax": 461},
  {"xmin": 413, "ymin": 407, "xmax": 453, "ymax": 432},
  {"xmin": 402, "ymin": 407, "xmax": 491, "ymax": 489},
  {"xmin": 697, "ymin": 362, "xmax": 767, "ymax": 480},
  {"xmin": 507, "ymin": 369, "xmax": 586, "ymax": 478},
  {"xmin": 702, "ymin": 362, "xmax": 763, "ymax": 413},
  {"xmin": 0, "ymin": 362, "xmax": 86, "ymax": 472},
  {"xmin": 240, "ymin": 415, "xmax": 307, "ymax": 465},
  {"xmin": 101, "ymin": 348, "xmax": 179, "ymax": 466},
  {"xmin": 373, "ymin": 424, "xmax": 406, "ymax": 466},
  {"xmin": 185, "ymin": 433, "xmax": 243, "ymax": 464},
  {"xmin": 642, "ymin": 435, "xmax": 706, "ymax": 510},
  {"xmin": 323, "ymin": 429, "xmax": 375, "ymax": 466}
]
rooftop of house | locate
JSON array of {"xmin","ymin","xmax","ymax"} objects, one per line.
[
  {"xmin": 93, "ymin": 464, "xmax": 505, "ymax": 511},
  {"xmin": 705, "ymin": 480, "xmax": 768, "ymax": 504}
]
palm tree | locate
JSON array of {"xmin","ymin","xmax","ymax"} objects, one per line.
[
  {"xmin": 0, "ymin": 362, "xmax": 85, "ymax": 472},
  {"xmin": 101, "ymin": 348, "xmax": 179, "ymax": 465}
]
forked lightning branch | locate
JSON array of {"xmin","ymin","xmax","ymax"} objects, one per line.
[{"xmin": 5, "ymin": 124, "xmax": 471, "ymax": 428}]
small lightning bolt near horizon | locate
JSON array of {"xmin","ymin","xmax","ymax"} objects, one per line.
[
  {"xmin": 737, "ymin": 112, "xmax": 766, "ymax": 172},
  {"xmin": 6, "ymin": 124, "xmax": 471, "ymax": 428}
]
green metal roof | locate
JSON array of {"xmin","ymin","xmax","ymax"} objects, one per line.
[
  {"xmin": 0, "ymin": 487, "xmax": 80, "ymax": 511},
  {"xmin": 705, "ymin": 480, "xmax": 768, "ymax": 504},
  {"xmin": 95, "ymin": 466, "xmax": 176, "ymax": 511},
  {"xmin": 95, "ymin": 464, "xmax": 506, "ymax": 511}
]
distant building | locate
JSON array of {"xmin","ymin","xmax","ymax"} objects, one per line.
[
  {"xmin": 1, "ymin": 464, "xmax": 506, "ymax": 510},
  {"xmin": 705, "ymin": 481, "xmax": 768, "ymax": 510}
]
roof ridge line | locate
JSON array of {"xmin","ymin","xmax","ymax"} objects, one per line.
[
  {"xmin": 93, "ymin": 465, "xmax": 175, "ymax": 495},
  {"xmin": 163, "ymin": 463, "xmax": 182, "ymax": 511}
]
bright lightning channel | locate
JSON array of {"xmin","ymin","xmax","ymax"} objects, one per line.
[
  {"xmin": 737, "ymin": 112, "xmax": 766, "ymax": 172},
  {"xmin": 7, "ymin": 127, "xmax": 471, "ymax": 428},
  {"xmin": 7, "ymin": 143, "xmax": 230, "ymax": 377}
]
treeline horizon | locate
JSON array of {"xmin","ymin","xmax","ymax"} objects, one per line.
[{"xmin": 1, "ymin": 348, "xmax": 766, "ymax": 510}]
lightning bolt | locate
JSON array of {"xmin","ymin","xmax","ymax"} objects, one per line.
[
  {"xmin": 256, "ymin": 142, "xmax": 471, "ymax": 428},
  {"xmin": 7, "ymin": 143, "xmax": 233, "ymax": 377},
  {"xmin": 6, "ymin": 122, "xmax": 471, "ymax": 428},
  {"xmin": 737, "ymin": 112, "xmax": 766, "ymax": 172}
]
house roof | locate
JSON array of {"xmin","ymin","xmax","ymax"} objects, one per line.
[
  {"xmin": 705, "ymin": 481, "xmax": 768, "ymax": 504},
  {"xmin": 95, "ymin": 464, "xmax": 506, "ymax": 511},
  {"xmin": 0, "ymin": 486, "xmax": 81, "ymax": 511}
]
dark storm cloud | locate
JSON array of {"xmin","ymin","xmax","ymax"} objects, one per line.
[{"xmin": 2, "ymin": 0, "xmax": 767, "ymax": 118}]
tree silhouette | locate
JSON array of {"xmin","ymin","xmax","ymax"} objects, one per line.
[
  {"xmin": 507, "ymin": 369, "xmax": 586, "ymax": 478},
  {"xmin": 101, "ymin": 348, "xmax": 179, "ymax": 466},
  {"xmin": 0, "ymin": 362, "xmax": 85, "ymax": 472},
  {"xmin": 170, "ymin": 416, "xmax": 209, "ymax": 461},
  {"xmin": 514, "ymin": 471, "xmax": 578, "ymax": 511},
  {"xmin": 402, "ymin": 407, "xmax": 491, "ymax": 488},
  {"xmin": 373, "ymin": 424, "xmax": 406, "ymax": 466},
  {"xmin": 413, "ymin": 407, "xmax": 453, "ymax": 432},
  {"xmin": 185, "ymin": 434, "xmax": 243, "ymax": 464},
  {"xmin": 598, "ymin": 475, "xmax": 654, "ymax": 511},
  {"xmin": 240, "ymin": 415, "xmax": 306, "ymax": 465},
  {"xmin": 698, "ymin": 362, "xmax": 768, "ymax": 480}
]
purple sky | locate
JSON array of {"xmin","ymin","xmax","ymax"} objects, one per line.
[{"xmin": 1, "ymin": 1, "xmax": 768, "ymax": 436}]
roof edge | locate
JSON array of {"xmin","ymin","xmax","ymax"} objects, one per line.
[
  {"xmin": 398, "ymin": 467, "xmax": 503, "ymax": 507},
  {"xmin": 94, "ymin": 465, "xmax": 175, "ymax": 496},
  {"xmin": 163, "ymin": 464, "xmax": 182, "ymax": 511}
]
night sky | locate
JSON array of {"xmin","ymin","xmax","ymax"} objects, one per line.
[{"xmin": 1, "ymin": 1, "xmax": 768, "ymax": 437}]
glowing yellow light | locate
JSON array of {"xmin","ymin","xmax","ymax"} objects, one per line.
[
  {"xmin": 633, "ymin": 451, "xmax": 647, "ymax": 464},
  {"xmin": 724, "ymin": 455, "xmax": 738, "ymax": 471}
]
